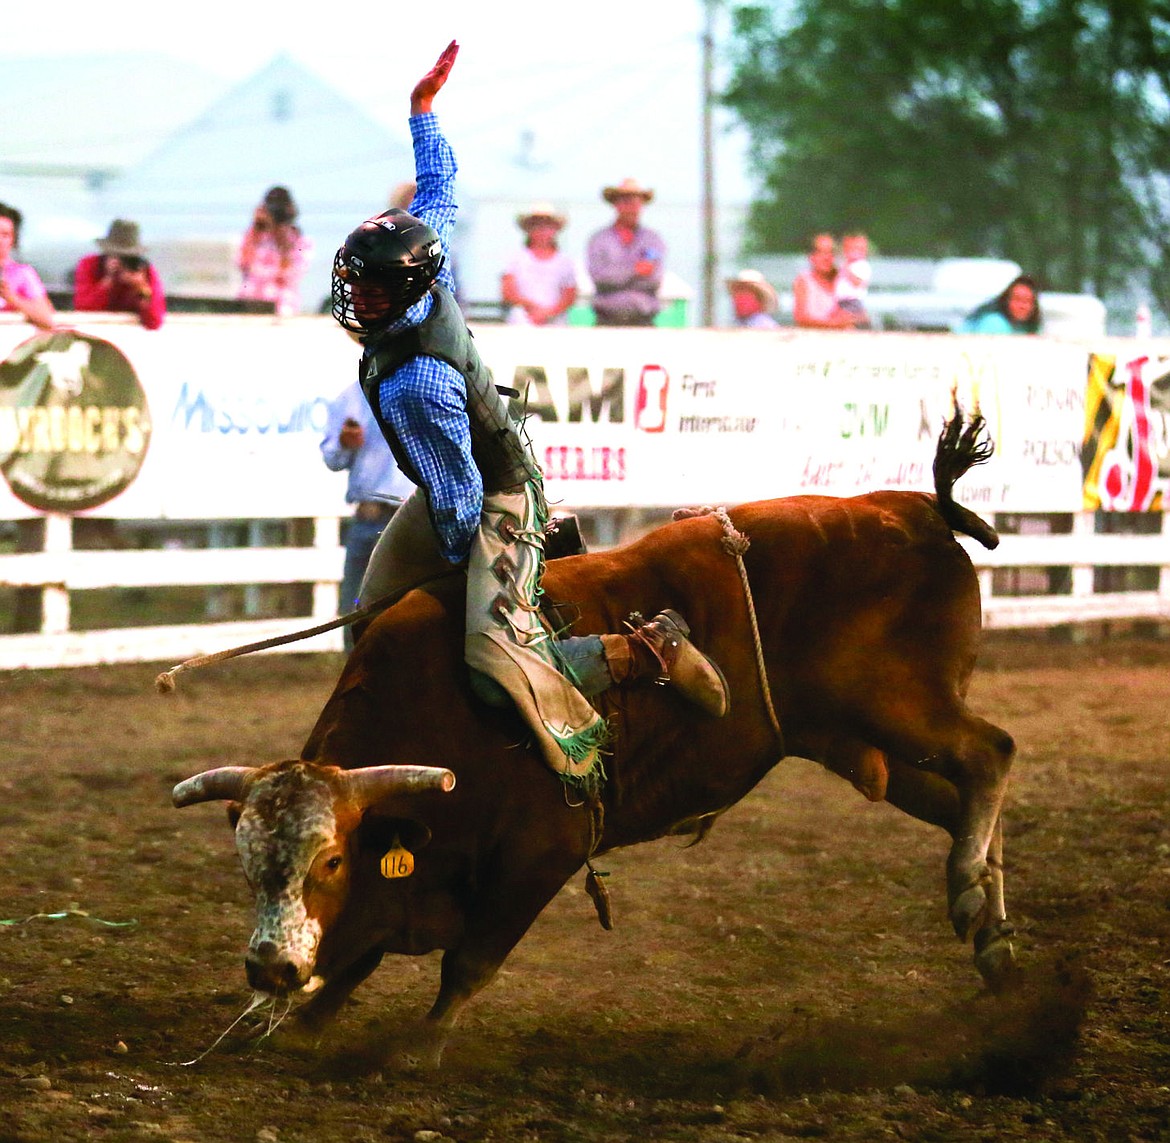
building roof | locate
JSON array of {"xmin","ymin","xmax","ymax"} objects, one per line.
[
  {"xmin": 100, "ymin": 53, "xmax": 413, "ymax": 232},
  {"xmin": 1, "ymin": 53, "xmax": 226, "ymax": 173}
]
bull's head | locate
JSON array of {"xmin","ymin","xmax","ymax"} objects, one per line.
[{"xmin": 173, "ymin": 761, "xmax": 455, "ymax": 996}]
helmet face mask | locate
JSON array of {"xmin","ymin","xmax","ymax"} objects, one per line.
[{"xmin": 331, "ymin": 209, "xmax": 445, "ymax": 338}]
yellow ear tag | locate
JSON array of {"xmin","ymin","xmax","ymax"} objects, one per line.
[{"xmin": 380, "ymin": 838, "xmax": 414, "ymax": 879}]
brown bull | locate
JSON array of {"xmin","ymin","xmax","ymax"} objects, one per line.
[{"xmin": 175, "ymin": 414, "xmax": 1015, "ymax": 1064}]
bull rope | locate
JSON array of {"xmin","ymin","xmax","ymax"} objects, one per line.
[
  {"xmin": 580, "ymin": 505, "xmax": 782, "ymax": 934},
  {"xmin": 153, "ymin": 569, "xmax": 464, "ymax": 694},
  {"xmin": 673, "ymin": 505, "xmax": 784, "ymax": 750}
]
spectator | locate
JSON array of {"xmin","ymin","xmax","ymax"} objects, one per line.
[
  {"xmin": 501, "ymin": 203, "xmax": 577, "ymax": 326},
  {"xmin": 835, "ymin": 231, "xmax": 872, "ymax": 329},
  {"xmin": 586, "ymin": 177, "xmax": 665, "ymax": 326},
  {"xmin": 237, "ymin": 186, "xmax": 311, "ymax": 316},
  {"xmin": 0, "ymin": 203, "xmax": 55, "ymax": 331},
  {"xmin": 793, "ymin": 233, "xmax": 858, "ymax": 330},
  {"xmin": 73, "ymin": 220, "xmax": 166, "ymax": 330},
  {"xmin": 959, "ymin": 274, "xmax": 1042, "ymax": 334},
  {"xmin": 389, "ymin": 181, "xmax": 417, "ymax": 210},
  {"xmin": 320, "ymin": 380, "xmax": 414, "ymax": 649},
  {"xmin": 725, "ymin": 269, "xmax": 779, "ymax": 329}
]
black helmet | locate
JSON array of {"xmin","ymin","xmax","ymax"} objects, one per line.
[{"xmin": 331, "ymin": 209, "xmax": 445, "ymax": 337}]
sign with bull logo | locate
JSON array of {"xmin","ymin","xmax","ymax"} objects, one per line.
[{"xmin": 0, "ymin": 330, "xmax": 152, "ymax": 513}]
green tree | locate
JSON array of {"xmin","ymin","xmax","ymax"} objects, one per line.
[{"xmin": 724, "ymin": 0, "xmax": 1170, "ymax": 306}]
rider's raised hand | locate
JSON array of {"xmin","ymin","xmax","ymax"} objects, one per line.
[{"xmin": 411, "ymin": 40, "xmax": 459, "ymax": 115}]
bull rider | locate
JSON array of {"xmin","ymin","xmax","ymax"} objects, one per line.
[{"xmin": 327, "ymin": 41, "xmax": 730, "ymax": 787}]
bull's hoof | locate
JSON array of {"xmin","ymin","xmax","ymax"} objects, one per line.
[
  {"xmin": 974, "ymin": 922, "xmax": 1018, "ymax": 992},
  {"xmin": 392, "ymin": 1040, "xmax": 445, "ymax": 1071},
  {"xmin": 292, "ymin": 995, "xmax": 342, "ymax": 1035},
  {"xmin": 385, "ymin": 1019, "xmax": 449, "ymax": 1072},
  {"xmin": 271, "ymin": 1023, "xmax": 323, "ymax": 1054},
  {"xmin": 950, "ymin": 884, "xmax": 990, "ymax": 942}
]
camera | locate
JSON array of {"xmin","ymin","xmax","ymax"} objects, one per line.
[
  {"xmin": 266, "ymin": 203, "xmax": 294, "ymax": 225},
  {"xmin": 263, "ymin": 187, "xmax": 296, "ymax": 226},
  {"xmin": 120, "ymin": 256, "xmax": 146, "ymax": 273}
]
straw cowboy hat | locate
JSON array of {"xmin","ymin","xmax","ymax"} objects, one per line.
[
  {"xmin": 96, "ymin": 219, "xmax": 147, "ymax": 257},
  {"xmin": 389, "ymin": 181, "xmax": 417, "ymax": 210},
  {"xmin": 516, "ymin": 202, "xmax": 566, "ymax": 230},
  {"xmin": 602, "ymin": 178, "xmax": 654, "ymax": 205},
  {"xmin": 725, "ymin": 269, "xmax": 778, "ymax": 311}
]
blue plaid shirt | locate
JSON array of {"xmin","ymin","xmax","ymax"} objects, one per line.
[{"xmin": 367, "ymin": 113, "xmax": 482, "ymax": 564}]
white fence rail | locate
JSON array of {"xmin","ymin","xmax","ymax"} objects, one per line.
[
  {"xmin": 2, "ymin": 509, "xmax": 1168, "ymax": 671},
  {"xmin": 0, "ymin": 514, "xmax": 345, "ymax": 669}
]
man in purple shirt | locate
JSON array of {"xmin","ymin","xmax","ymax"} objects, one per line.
[
  {"xmin": 586, "ymin": 179, "xmax": 666, "ymax": 326},
  {"xmin": 328, "ymin": 43, "xmax": 728, "ymax": 786}
]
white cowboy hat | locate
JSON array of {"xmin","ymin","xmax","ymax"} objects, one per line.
[
  {"xmin": 725, "ymin": 269, "xmax": 778, "ymax": 311},
  {"xmin": 602, "ymin": 178, "xmax": 654, "ymax": 205},
  {"xmin": 516, "ymin": 202, "xmax": 566, "ymax": 230}
]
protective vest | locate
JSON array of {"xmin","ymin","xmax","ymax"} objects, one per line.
[{"xmin": 359, "ymin": 284, "xmax": 541, "ymax": 495}]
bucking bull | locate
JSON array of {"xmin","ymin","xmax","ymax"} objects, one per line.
[{"xmin": 173, "ymin": 412, "xmax": 1016, "ymax": 1064}]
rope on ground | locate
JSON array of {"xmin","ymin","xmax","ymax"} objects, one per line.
[
  {"xmin": 0, "ymin": 909, "xmax": 137, "ymax": 928},
  {"xmin": 673, "ymin": 505, "xmax": 784, "ymax": 750}
]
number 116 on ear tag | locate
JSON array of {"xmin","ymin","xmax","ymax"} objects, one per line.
[{"xmin": 380, "ymin": 843, "xmax": 414, "ymax": 879}]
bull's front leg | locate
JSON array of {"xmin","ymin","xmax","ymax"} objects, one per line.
[
  {"xmin": 295, "ymin": 945, "xmax": 385, "ymax": 1033},
  {"xmin": 409, "ymin": 851, "xmax": 586, "ymax": 1069}
]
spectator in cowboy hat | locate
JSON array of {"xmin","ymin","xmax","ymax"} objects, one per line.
[
  {"xmin": 726, "ymin": 269, "xmax": 779, "ymax": 329},
  {"xmin": 586, "ymin": 177, "xmax": 665, "ymax": 326},
  {"xmin": 501, "ymin": 202, "xmax": 578, "ymax": 325},
  {"xmin": 73, "ymin": 219, "xmax": 167, "ymax": 329}
]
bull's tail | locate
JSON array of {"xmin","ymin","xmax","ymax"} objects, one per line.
[{"xmin": 933, "ymin": 405, "xmax": 1000, "ymax": 550}]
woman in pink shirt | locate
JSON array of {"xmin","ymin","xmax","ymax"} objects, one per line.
[
  {"xmin": 0, "ymin": 203, "xmax": 55, "ymax": 331},
  {"xmin": 501, "ymin": 203, "xmax": 578, "ymax": 325},
  {"xmin": 793, "ymin": 233, "xmax": 859, "ymax": 330},
  {"xmin": 237, "ymin": 186, "xmax": 311, "ymax": 317}
]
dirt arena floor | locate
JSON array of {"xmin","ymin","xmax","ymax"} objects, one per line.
[{"xmin": 2, "ymin": 631, "xmax": 1168, "ymax": 1142}]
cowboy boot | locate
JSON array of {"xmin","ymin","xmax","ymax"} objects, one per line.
[{"xmin": 602, "ymin": 609, "xmax": 730, "ymax": 717}]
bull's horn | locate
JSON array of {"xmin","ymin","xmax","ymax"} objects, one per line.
[
  {"xmin": 173, "ymin": 766, "xmax": 256, "ymax": 808},
  {"xmin": 343, "ymin": 765, "xmax": 456, "ymax": 807}
]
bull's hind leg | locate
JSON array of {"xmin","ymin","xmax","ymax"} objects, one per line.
[
  {"xmin": 882, "ymin": 714, "xmax": 1016, "ymax": 988},
  {"xmin": 973, "ymin": 817, "xmax": 1016, "ymax": 989},
  {"xmin": 940, "ymin": 713, "xmax": 1015, "ymax": 947}
]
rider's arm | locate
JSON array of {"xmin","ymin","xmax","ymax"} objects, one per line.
[
  {"xmin": 381, "ymin": 361, "xmax": 481, "ymax": 564},
  {"xmin": 406, "ymin": 113, "xmax": 458, "ymax": 296}
]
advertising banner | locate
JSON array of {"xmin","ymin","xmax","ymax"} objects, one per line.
[
  {"xmin": 0, "ymin": 315, "xmax": 1137, "ymax": 521},
  {"xmin": 1082, "ymin": 351, "xmax": 1170, "ymax": 511},
  {"xmin": 476, "ymin": 326, "xmax": 1090, "ymax": 513},
  {"xmin": 0, "ymin": 317, "xmax": 351, "ymax": 519}
]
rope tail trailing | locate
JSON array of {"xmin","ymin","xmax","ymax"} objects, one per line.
[
  {"xmin": 933, "ymin": 400, "xmax": 1000, "ymax": 551},
  {"xmin": 154, "ymin": 568, "xmax": 465, "ymax": 695}
]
